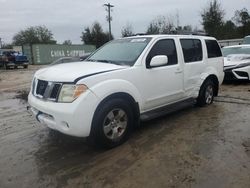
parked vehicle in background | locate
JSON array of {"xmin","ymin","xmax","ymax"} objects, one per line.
[
  {"xmin": 242, "ymin": 36, "xmax": 250, "ymax": 44},
  {"xmin": 28, "ymin": 35, "xmax": 224, "ymax": 148},
  {"xmin": 0, "ymin": 50, "xmax": 29, "ymax": 69},
  {"xmin": 80, "ymin": 53, "xmax": 91, "ymax": 61},
  {"xmin": 222, "ymin": 45, "xmax": 250, "ymax": 80}
]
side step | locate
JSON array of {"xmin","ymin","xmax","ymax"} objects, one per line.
[{"xmin": 140, "ymin": 98, "xmax": 196, "ymax": 121}]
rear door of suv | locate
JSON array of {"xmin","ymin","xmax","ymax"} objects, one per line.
[{"xmin": 179, "ymin": 38, "xmax": 205, "ymax": 97}]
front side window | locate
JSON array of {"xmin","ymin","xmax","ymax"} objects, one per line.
[
  {"xmin": 180, "ymin": 39, "xmax": 203, "ymax": 63},
  {"xmin": 205, "ymin": 40, "xmax": 222, "ymax": 58},
  {"xmin": 87, "ymin": 37, "xmax": 151, "ymax": 66},
  {"xmin": 146, "ymin": 39, "xmax": 177, "ymax": 68}
]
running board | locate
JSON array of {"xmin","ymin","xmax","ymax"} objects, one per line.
[{"xmin": 140, "ymin": 98, "xmax": 196, "ymax": 121}]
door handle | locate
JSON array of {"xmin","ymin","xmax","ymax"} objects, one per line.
[{"xmin": 175, "ymin": 68, "xmax": 182, "ymax": 74}]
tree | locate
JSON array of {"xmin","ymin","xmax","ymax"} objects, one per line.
[
  {"xmin": 146, "ymin": 16, "xmax": 175, "ymax": 34},
  {"xmin": 1, "ymin": 43, "xmax": 13, "ymax": 49},
  {"xmin": 121, "ymin": 23, "xmax": 134, "ymax": 37},
  {"xmin": 221, "ymin": 21, "xmax": 238, "ymax": 39},
  {"xmin": 233, "ymin": 8, "xmax": 250, "ymax": 36},
  {"xmin": 13, "ymin": 26, "xmax": 56, "ymax": 45},
  {"xmin": 62, "ymin": 40, "xmax": 72, "ymax": 45},
  {"xmin": 81, "ymin": 22, "xmax": 111, "ymax": 48},
  {"xmin": 201, "ymin": 0, "xmax": 225, "ymax": 39}
]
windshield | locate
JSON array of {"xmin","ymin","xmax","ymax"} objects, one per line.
[
  {"xmin": 243, "ymin": 36, "xmax": 250, "ymax": 44},
  {"xmin": 222, "ymin": 46, "xmax": 250, "ymax": 57},
  {"xmin": 87, "ymin": 37, "xmax": 152, "ymax": 66}
]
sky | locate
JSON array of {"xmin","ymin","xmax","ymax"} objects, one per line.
[{"xmin": 0, "ymin": 0, "xmax": 249, "ymax": 44}]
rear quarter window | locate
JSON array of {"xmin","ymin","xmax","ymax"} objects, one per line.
[{"xmin": 205, "ymin": 40, "xmax": 222, "ymax": 58}]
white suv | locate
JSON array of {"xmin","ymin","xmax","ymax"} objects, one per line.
[{"xmin": 28, "ymin": 35, "xmax": 224, "ymax": 148}]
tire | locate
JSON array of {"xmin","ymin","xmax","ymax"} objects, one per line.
[
  {"xmin": 89, "ymin": 98, "xmax": 134, "ymax": 148},
  {"xmin": 24, "ymin": 65, "xmax": 28, "ymax": 69},
  {"xmin": 196, "ymin": 79, "xmax": 215, "ymax": 107}
]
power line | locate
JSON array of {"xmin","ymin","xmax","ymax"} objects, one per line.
[{"xmin": 104, "ymin": 3, "xmax": 114, "ymax": 40}]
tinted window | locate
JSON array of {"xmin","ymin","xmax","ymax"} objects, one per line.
[
  {"xmin": 146, "ymin": 39, "xmax": 177, "ymax": 67},
  {"xmin": 205, "ymin": 40, "xmax": 222, "ymax": 58},
  {"xmin": 180, "ymin": 39, "xmax": 203, "ymax": 63}
]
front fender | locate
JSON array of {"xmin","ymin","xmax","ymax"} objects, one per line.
[{"xmin": 88, "ymin": 79, "xmax": 142, "ymax": 109}]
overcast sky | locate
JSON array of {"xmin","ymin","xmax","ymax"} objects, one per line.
[{"xmin": 0, "ymin": 0, "xmax": 249, "ymax": 44}]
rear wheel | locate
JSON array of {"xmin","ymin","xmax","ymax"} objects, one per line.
[
  {"xmin": 196, "ymin": 80, "xmax": 215, "ymax": 107},
  {"xmin": 23, "ymin": 65, "xmax": 28, "ymax": 69},
  {"xmin": 90, "ymin": 98, "xmax": 133, "ymax": 148}
]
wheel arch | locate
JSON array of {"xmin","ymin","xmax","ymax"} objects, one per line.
[
  {"xmin": 91, "ymin": 92, "xmax": 140, "ymax": 131},
  {"xmin": 202, "ymin": 74, "xmax": 219, "ymax": 96}
]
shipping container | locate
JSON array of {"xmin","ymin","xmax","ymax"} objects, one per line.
[{"xmin": 23, "ymin": 44, "xmax": 95, "ymax": 64}]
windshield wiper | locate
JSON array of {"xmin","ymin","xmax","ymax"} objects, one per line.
[{"xmin": 95, "ymin": 59, "xmax": 111, "ymax": 63}]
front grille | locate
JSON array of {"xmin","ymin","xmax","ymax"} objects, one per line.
[
  {"xmin": 50, "ymin": 84, "xmax": 61, "ymax": 99},
  {"xmin": 33, "ymin": 79, "xmax": 61, "ymax": 101},
  {"xmin": 36, "ymin": 80, "xmax": 48, "ymax": 96}
]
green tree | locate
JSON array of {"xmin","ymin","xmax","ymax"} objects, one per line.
[
  {"xmin": 121, "ymin": 23, "xmax": 134, "ymax": 37},
  {"xmin": 62, "ymin": 40, "xmax": 72, "ymax": 45},
  {"xmin": 221, "ymin": 21, "xmax": 238, "ymax": 39},
  {"xmin": 13, "ymin": 26, "xmax": 56, "ymax": 45},
  {"xmin": 233, "ymin": 8, "xmax": 250, "ymax": 36},
  {"xmin": 81, "ymin": 22, "xmax": 111, "ymax": 48},
  {"xmin": 201, "ymin": 0, "xmax": 225, "ymax": 39}
]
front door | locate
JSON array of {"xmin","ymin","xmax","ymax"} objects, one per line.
[{"xmin": 141, "ymin": 38, "xmax": 184, "ymax": 111}]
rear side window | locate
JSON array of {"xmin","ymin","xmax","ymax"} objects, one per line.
[
  {"xmin": 205, "ymin": 40, "xmax": 222, "ymax": 58},
  {"xmin": 146, "ymin": 39, "xmax": 177, "ymax": 67},
  {"xmin": 180, "ymin": 39, "xmax": 203, "ymax": 63}
]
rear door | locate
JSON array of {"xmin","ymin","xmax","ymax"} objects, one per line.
[{"xmin": 180, "ymin": 38, "xmax": 205, "ymax": 97}]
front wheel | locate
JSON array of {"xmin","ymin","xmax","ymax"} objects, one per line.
[
  {"xmin": 196, "ymin": 80, "xmax": 215, "ymax": 107},
  {"xmin": 89, "ymin": 98, "xmax": 134, "ymax": 148}
]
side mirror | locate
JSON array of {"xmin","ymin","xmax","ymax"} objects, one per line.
[{"xmin": 150, "ymin": 55, "xmax": 168, "ymax": 67}]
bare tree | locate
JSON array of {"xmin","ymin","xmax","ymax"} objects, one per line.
[
  {"xmin": 62, "ymin": 40, "xmax": 72, "ymax": 45},
  {"xmin": 121, "ymin": 23, "xmax": 134, "ymax": 37},
  {"xmin": 146, "ymin": 15, "xmax": 175, "ymax": 34}
]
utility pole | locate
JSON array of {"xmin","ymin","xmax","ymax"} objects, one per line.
[
  {"xmin": 0, "ymin": 38, "xmax": 2, "ymax": 49},
  {"xmin": 104, "ymin": 3, "xmax": 114, "ymax": 40}
]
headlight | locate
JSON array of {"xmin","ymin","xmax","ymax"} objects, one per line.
[{"xmin": 58, "ymin": 84, "xmax": 88, "ymax": 103}]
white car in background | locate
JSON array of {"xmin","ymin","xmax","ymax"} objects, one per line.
[{"xmin": 222, "ymin": 45, "xmax": 250, "ymax": 80}]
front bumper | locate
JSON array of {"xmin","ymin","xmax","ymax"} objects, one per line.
[
  {"xmin": 28, "ymin": 90, "xmax": 99, "ymax": 137},
  {"xmin": 224, "ymin": 66, "xmax": 250, "ymax": 80}
]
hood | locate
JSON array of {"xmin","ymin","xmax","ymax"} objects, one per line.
[
  {"xmin": 224, "ymin": 54, "xmax": 250, "ymax": 67},
  {"xmin": 35, "ymin": 61, "xmax": 125, "ymax": 83}
]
